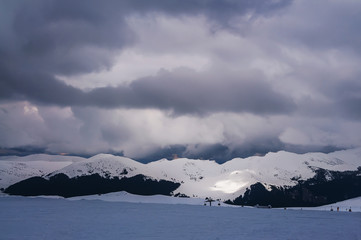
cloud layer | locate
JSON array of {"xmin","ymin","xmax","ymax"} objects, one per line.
[{"xmin": 1, "ymin": 0, "xmax": 361, "ymax": 161}]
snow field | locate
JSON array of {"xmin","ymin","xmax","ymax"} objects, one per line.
[{"xmin": 0, "ymin": 196, "xmax": 360, "ymax": 240}]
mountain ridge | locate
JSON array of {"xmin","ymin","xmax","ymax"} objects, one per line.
[{"xmin": 2, "ymin": 148, "xmax": 361, "ymax": 206}]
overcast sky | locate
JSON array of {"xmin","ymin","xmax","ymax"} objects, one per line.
[{"xmin": 1, "ymin": 0, "xmax": 361, "ymax": 162}]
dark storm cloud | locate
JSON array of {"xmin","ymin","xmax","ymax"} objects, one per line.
[
  {"xmin": 295, "ymin": 70, "xmax": 361, "ymax": 120},
  {"xmin": 0, "ymin": 66, "xmax": 85, "ymax": 105},
  {"xmin": 88, "ymin": 69, "xmax": 296, "ymax": 115},
  {"xmin": 275, "ymin": 1, "xmax": 361, "ymax": 53},
  {"xmin": 1, "ymin": 0, "xmax": 292, "ymax": 72},
  {"xmin": 126, "ymin": 0, "xmax": 292, "ymax": 25},
  {"xmin": 320, "ymin": 80, "xmax": 361, "ymax": 120},
  {"xmin": 134, "ymin": 142, "xmax": 344, "ymax": 163},
  {"xmin": 3, "ymin": 0, "xmax": 360, "ymax": 160},
  {"xmin": 1, "ymin": 67, "xmax": 296, "ymax": 115},
  {"xmin": 0, "ymin": 146, "xmax": 46, "ymax": 157},
  {"xmin": 337, "ymin": 97, "xmax": 361, "ymax": 121},
  {"xmin": 0, "ymin": 0, "xmax": 291, "ymax": 106},
  {"xmin": 1, "ymin": 1, "xmax": 133, "ymax": 75}
]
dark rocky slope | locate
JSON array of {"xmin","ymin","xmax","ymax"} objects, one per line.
[
  {"xmin": 4, "ymin": 173, "xmax": 180, "ymax": 198},
  {"xmin": 226, "ymin": 168, "xmax": 361, "ymax": 207}
]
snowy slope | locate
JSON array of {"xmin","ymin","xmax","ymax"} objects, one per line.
[
  {"xmin": 52, "ymin": 148, "xmax": 361, "ymax": 200},
  {"xmin": 153, "ymin": 148, "xmax": 361, "ymax": 200},
  {"xmin": 69, "ymin": 191, "xmax": 208, "ymax": 206},
  {"xmin": 2, "ymin": 148, "xmax": 361, "ymax": 201},
  {"xmin": 287, "ymin": 196, "xmax": 361, "ymax": 212},
  {"xmin": 68, "ymin": 191, "xmax": 361, "ymax": 212},
  {"xmin": 0, "ymin": 154, "xmax": 83, "ymax": 189},
  {"xmin": 48, "ymin": 154, "xmax": 144, "ymax": 179}
]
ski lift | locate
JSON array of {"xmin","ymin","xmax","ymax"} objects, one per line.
[
  {"xmin": 204, "ymin": 197, "xmax": 216, "ymax": 206},
  {"xmin": 204, "ymin": 197, "xmax": 222, "ymax": 206}
]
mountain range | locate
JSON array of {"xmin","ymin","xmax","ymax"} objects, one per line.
[{"xmin": 1, "ymin": 148, "xmax": 361, "ymax": 207}]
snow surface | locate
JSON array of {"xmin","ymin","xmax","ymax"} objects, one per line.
[
  {"xmin": 289, "ymin": 197, "xmax": 361, "ymax": 213},
  {"xmin": 0, "ymin": 196, "xmax": 360, "ymax": 240},
  {"xmin": 69, "ymin": 191, "xmax": 361, "ymax": 212},
  {"xmin": 1, "ymin": 148, "xmax": 361, "ymax": 201},
  {"xmin": 69, "ymin": 191, "xmax": 208, "ymax": 206}
]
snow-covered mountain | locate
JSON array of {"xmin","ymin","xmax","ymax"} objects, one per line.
[
  {"xmin": 0, "ymin": 154, "xmax": 83, "ymax": 189},
  {"xmin": 2, "ymin": 148, "xmax": 361, "ymax": 206}
]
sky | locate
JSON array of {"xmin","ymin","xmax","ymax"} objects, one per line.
[{"xmin": 1, "ymin": 0, "xmax": 361, "ymax": 162}]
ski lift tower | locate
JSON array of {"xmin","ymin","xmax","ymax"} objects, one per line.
[{"xmin": 204, "ymin": 197, "xmax": 221, "ymax": 206}]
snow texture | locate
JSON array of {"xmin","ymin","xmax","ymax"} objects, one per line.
[{"xmin": 0, "ymin": 196, "xmax": 360, "ymax": 240}]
